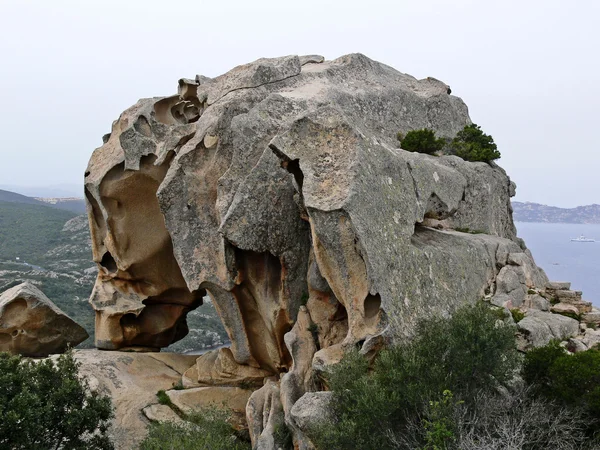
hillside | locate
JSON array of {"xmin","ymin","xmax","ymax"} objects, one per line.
[
  {"xmin": 512, "ymin": 201, "xmax": 600, "ymax": 223},
  {"xmin": 0, "ymin": 189, "xmax": 46, "ymax": 206},
  {"xmin": 0, "ymin": 201, "xmax": 227, "ymax": 350}
]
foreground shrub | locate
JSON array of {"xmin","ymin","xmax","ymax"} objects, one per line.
[
  {"xmin": 398, "ymin": 128, "xmax": 445, "ymax": 154},
  {"xmin": 313, "ymin": 303, "xmax": 520, "ymax": 449},
  {"xmin": 140, "ymin": 407, "xmax": 250, "ymax": 450},
  {"xmin": 389, "ymin": 386, "xmax": 590, "ymax": 450},
  {"xmin": 525, "ymin": 342, "xmax": 600, "ymax": 422},
  {"xmin": 0, "ymin": 350, "xmax": 113, "ymax": 450},
  {"xmin": 451, "ymin": 123, "xmax": 500, "ymax": 162}
]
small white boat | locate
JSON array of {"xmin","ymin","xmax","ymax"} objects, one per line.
[{"xmin": 571, "ymin": 235, "xmax": 595, "ymax": 242}]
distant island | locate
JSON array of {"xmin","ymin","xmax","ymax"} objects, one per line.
[{"xmin": 512, "ymin": 201, "xmax": 600, "ymax": 223}]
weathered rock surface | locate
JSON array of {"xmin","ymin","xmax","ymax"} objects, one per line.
[
  {"xmin": 83, "ymin": 54, "xmax": 556, "ymax": 449},
  {"xmin": 72, "ymin": 349, "xmax": 197, "ymax": 450},
  {"xmin": 183, "ymin": 347, "xmax": 272, "ymax": 388},
  {"xmin": 246, "ymin": 380, "xmax": 286, "ymax": 450},
  {"xmin": 166, "ymin": 385, "xmax": 253, "ymax": 429},
  {"xmin": 142, "ymin": 403, "xmax": 183, "ymax": 424},
  {"xmin": 0, "ymin": 282, "xmax": 88, "ymax": 356},
  {"xmin": 517, "ymin": 310, "xmax": 579, "ymax": 349}
]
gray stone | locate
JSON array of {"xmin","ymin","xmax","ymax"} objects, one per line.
[
  {"xmin": 583, "ymin": 309, "xmax": 600, "ymax": 325},
  {"xmin": 517, "ymin": 310, "xmax": 579, "ymax": 348},
  {"xmin": 567, "ymin": 338, "xmax": 588, "ymax": 353},
  {"xmin": 555, "ymin": 290, "xmax": 581, "ymax": 299},
  {"xmin": 546, "ymin": 281, "xmax": 571, "ymax": 290},
  {"xmin": 551, "ymin": 303, "xmax": 580, "ymax": 316},
  {"xmin": 524, "ymin": 294, "xmax": 550, "ymax": 311},
  {"xmin": 290, "ymin": 391, "xmax": 333, "ymax": 434},
  {"xmin": 0, "ymin": 282, "xmax": 88, "ymax": 356},
  {"xmin": 299, "ymin": 55, "xmax": 325, "ymax": 65}
]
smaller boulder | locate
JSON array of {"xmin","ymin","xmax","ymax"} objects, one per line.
[
  {"xmin": 551, "ymin": 303, "xmax": 580, "ymax": 317},
  {"xmin": 517, "ymin": 310, "xmax": 579, "ymax": 349},
  {"xmin": 142, "ymin": 404, "xmax": 183, "ymax": 424},
  {"xmin": 290, "ymin": 391, "xmax": 333, "ymax": 437},
  {"xmin": 0, "ymin": 282, "xmax": 88, "ymax": 356}
]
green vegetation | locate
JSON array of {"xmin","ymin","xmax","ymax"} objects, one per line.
[
  {"xmin": 398, "ymin": 129, "xmax": 445, "ymax": 154},
  {"xmin": 313, "ymin": 303, "xmax": 520, "ymax": 449},
  {"xmin": 525, "ymin": 341, "xmax": 600, "ymax": 421},
  {"xmin": 140, "ymin": 408, "xmax": 250, "ymax": 450},
  {"xmin": 451, "ymin": 123, "xmax": 500, "ymax": 162},
  {"xmin": 0, "ymin": 350, "xmax": 113, "ymax": 449},
  {"xmin": 0, "ymin": 200, "xmax": 76, "ymax": 265},
  {"xmin": 510, "ymin": 308, "xmax": 525, "ymax": 322},
  {"xmin": 313, "ymin": 304, "xmax": 598, "ymax": 449},
  {"xmin": 156, "ymin": 390, "xmax": 173, "ymax": 407}
]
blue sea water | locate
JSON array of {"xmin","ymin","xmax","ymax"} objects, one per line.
[{"xmin": 515, "ymin": 222, "xmax": 600, "ymax": 306}]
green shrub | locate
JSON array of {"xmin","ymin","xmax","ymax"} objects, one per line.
[
  {"xmin": 313, "ymin": 303, "xmax": 520, "ymax": 449},
  {"xmin": 0, "ymin": 350, "xmax": 113, "ymax": 449},
  {"xmin": 523, "ymin": 340, "xmax": 566, "ymax": 387},
  {"xmin": 421, "ymin": 390, "xmax": 461, "ymax": 450},
  {"xmin": 399, "ymin": 129, "xmax": 445, "ymax": 154},
  {"xmin": 510, "ymin": 308, "xmax": 525, "ymax": 323},
  {"xmin": 524, "ymin": 341, "xmax": 600, "ymax": 436},
  {"xmin": 548, "ymin": 349, "xmax": 600, "ymax": 415},
  {"xmin": 140, "ymin": 407, "xmax": 250, "ymax": 450},
  {"xmin": 156, "ymin": 390, "xmax": 173, "ymax": 407},
  {"xmin": 451, "ymin": 124, "xmax": 500, "ymax": 162}
]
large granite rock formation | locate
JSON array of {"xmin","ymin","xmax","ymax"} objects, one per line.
[
  {"xmin": 0, "ymin": 282, "xmax": 88, "ymax": 356},
  {"xmin": 84, "ymin": 54, "xmax": 551, "ymax": 448}
]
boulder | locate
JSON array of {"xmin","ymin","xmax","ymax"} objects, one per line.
[
  {"xmin": 546, "ymin": 281, "xmax": 571, "ymax": 291},
  {"xmin": 517, "ymin": 310, "xmax": 579, "ymax": 349},
  {"xmin": 290, "ymin": 391, "xmax": 333, "ymax": 437},
  {"xmin": 551, "ymin": 303, "xmax": 580, "ymax": 317},
  {"xmin": 524, "ymin": 294, "xmax": 550, "ymax": 311},
  {"xmin": 0, "ymin": 282, "xmax": 88, "ymax": 356},
  {"xmin": 82, "ymin": 54, "xmax": 554, "ymax": 449},
  {"xmin": 142, "ymin": 404, "xmax": 183, "ymax": 424}
]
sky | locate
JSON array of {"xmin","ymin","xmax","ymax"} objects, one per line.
[{"xmin": 0, "ymin": 0, "xmax": 598, "ymax": 207}]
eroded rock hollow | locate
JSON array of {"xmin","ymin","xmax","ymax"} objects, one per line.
[{"xmin": 85, "ymin": 53, "xmax": 547, "ymax": 381}]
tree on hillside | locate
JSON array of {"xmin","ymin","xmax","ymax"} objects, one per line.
[{"xmin": 0, "ymin": 350, "xmax": 113, "ymax": 450}]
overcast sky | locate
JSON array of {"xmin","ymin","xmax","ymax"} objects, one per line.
[{"xmin": 0, "ymin": 0, "xmax": 597, "ymax": 207}]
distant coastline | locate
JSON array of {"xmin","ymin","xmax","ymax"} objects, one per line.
[{"xmin": 512, "ymin": 201, "xmax": 600, "ymax": 224}]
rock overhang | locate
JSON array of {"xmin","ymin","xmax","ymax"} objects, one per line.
[{"xmin": 84, "ymin": 53, "xmax": 544, "ymax": 376}]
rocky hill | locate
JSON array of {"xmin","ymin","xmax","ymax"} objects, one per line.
[
  {"xmin": 76, "ymin": 53, "xmax": 570, "ymax": 448},
  {"xmin": 512, "ymin": 201, "xmax": 600, "ymax": 223}
]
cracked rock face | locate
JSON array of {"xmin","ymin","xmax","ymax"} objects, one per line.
[
  {"xmin": 85, "ymin": 53, "xmax": 546, "ymax": 376},
  {"xmin": 0, "ymin": 282, "xmax": 88, "ymax": 356}
]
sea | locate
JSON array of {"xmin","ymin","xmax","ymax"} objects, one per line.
[{"xmin": 516, "ymin": 222, "xmax": 600, "ymax": 306}]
